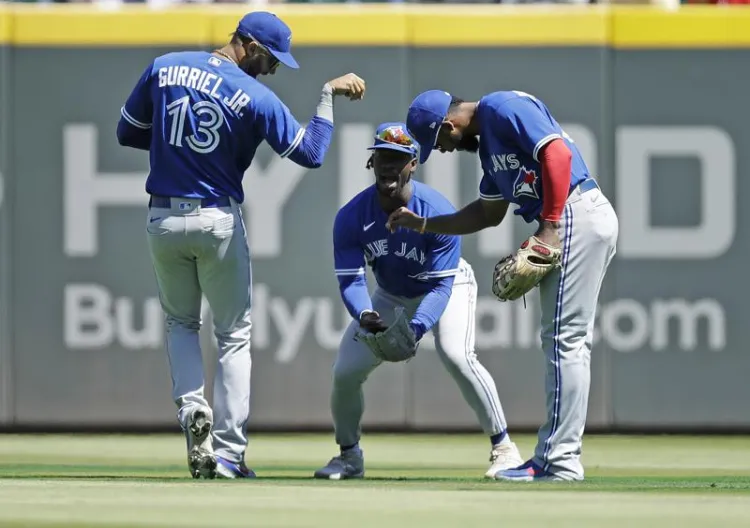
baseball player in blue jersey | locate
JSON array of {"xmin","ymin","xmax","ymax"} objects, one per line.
[
  {"xmin": 313, "ymin": 122, "xmax": 523, "ymax": 480},
  {"xmin": 388, "ymin": 90, "xmax": 619, "ymax": 482},
  {"xmin": 116, "ymin": 11, "xmax": 365, "ymax": 479}
]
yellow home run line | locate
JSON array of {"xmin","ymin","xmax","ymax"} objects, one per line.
[{"xmin": 1, "ymin": 5, "xmax": 750, "ymax": 48}]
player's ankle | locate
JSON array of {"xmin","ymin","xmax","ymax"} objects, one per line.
[
  {"xmin": 490, "ymin": 431, "xmax": 511, "ymax": 447},
  {"xmin": 340, "ymin": 442, "xmax": 360, "ymax": 454}
]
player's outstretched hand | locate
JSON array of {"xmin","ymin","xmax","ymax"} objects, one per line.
[
  {"xmin": 386, "ymin": 206, "xmax": 424, "ymax": 234},
  {"xmin": 327, "ymin": 73, "xmax": 366, "ymax": 101}
]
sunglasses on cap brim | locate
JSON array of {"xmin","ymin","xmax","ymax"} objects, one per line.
[{"xmin": 376, "ymin": 128, "xmax": 416, "ymax": 148}]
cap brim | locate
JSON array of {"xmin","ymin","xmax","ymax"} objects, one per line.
[
  {"xmin": 408, "ymin": 91, "xmax": 451, "ymax": 165},
  {"xmin": 367, "ymin": 144, "xmax": 416, "ymax": 157},
  {"xmin": 418, "ymin": 145, "xmax": 433, "ymax": 164},
  {"xmin": 413, "ymin": 120, "xmax": 440, "ymax": 164},
  {"xmin": 270, "ymin": 50, "xmax": 299, "ymax": 69}
]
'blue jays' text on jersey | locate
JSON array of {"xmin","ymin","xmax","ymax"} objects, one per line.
[
  {"xmin": 476, "ymin": 91, "xmax": 590, "ymax": 223},
  {"xmin": 119, "ymin": 51, "xmax": 319, "ymax": 203},
  {"xmin": 334, "ymin": 181, "xmax": 460, "ymax": 299}
]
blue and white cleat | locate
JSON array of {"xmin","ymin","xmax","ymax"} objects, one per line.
[
  {"xmin": 216, "ymin": 456, "xmax": 256, "ymax": 479},
  {"xmin": 493, "ymin": 460, "xmax": 561, "ymax": 482}
]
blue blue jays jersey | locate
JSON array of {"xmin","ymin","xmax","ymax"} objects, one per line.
[
  {"xmin": 334, "ymin": 181, "xmax": 460, "ymax": 298},
  {"xmin": 477, "ymin": 91, "xmax": 590, "ymax": 222},
  {"xmin": 120, "ymin": 51, "xmax": 307, "ymax": 203}
]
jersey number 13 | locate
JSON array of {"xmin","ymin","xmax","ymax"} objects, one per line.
[{"xmin": 166, "ymin": 95, "xmax": 225, "ymax": 154}]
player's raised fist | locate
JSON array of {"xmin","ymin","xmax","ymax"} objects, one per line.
[
  {"xmin": 327, "ymin": 73, "xmax": 366, "ymax": 101},
  {"xmin": 386, "ymin": 207, "xmax": 424, "ymax": 234}
]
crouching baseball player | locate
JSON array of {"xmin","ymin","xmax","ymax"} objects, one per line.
[{"xmin": 314, "ymin": 123, "xmax": 522, "ymax": 480}]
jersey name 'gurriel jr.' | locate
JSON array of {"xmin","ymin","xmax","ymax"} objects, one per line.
[{"xmin": 157, "ymin": 66, "xmax": 251, "ymax": 114}]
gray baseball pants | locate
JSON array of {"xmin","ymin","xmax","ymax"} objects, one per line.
[
  {"xmin": 531, "ymin": 182, "xmax": 619, "ymax": 480},
  {"xmin": 145, "ymin": 196, "xmax": 252, "ymax": 464}
]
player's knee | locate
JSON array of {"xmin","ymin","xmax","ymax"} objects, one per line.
[
  {"xmin": 541, "ymin": 328, "xmax": 588, "ymax": 359},
  {"xmin": 212, "ymin": 305, "xmax": 252, "ymax": 337},
  {"xmin": 165, "ymin": 315, "xmax": 201, "ymax": 332},
  {"xmin": 213, "ymin": 318, "xmax": 252, "ymax": 342}
]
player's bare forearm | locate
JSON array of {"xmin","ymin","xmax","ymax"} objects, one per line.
[
  {"xmin": 387, "ymin": 199, "xmax": 508, "ymax": 235},
  {"xmin": 423, "ymin": 207, "xmax": 489, "ymax": 235},
  {"xmin": 538, "ymin": 219, "xmax": 561, "ymax": 230},
  {"xmin": 424, "ymin": 199, "xmax": 508, "ymax": 235}
]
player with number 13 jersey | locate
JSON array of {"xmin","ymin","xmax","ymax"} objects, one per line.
[
  {"xmin": 117, "ymin": 11, "xmax": 365, "ymax": 480},
  {"xmin": 121, "ymin": 42, "xmax": 327, "ymax": 202}
]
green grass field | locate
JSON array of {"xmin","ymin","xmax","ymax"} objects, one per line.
[{"xmin": 0, "ymin": 433, "xmax": 749, "ymax": 527}]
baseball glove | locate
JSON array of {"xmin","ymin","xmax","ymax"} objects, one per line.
[
  {"xmin": 354, "ymin": 307, "xmax": 417, "ymax": 363},
  {"xmin": 492, "ymin": 235, "xmax": 563, "ymax": 302}
]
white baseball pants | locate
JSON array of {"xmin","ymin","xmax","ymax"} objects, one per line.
[{"xmin": 330, "ymin": 259, "xmax": 509, "ymax": 447}]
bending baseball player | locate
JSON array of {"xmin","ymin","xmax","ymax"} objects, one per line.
[
  {"xmin": 388, "ymin": 90, "xmax": 619, "ymax": 481},
  {"xmin": 314, "ymin": 122, "xmax": 522, "ymax": 480},
  {"xmin": 117, "ymin": 11, "xmax": 365, "ymax": 479}
]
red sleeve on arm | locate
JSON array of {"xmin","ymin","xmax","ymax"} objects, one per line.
[{"xmin": 539, "ymin": 138, "xmax": 573, "ymax": 222}]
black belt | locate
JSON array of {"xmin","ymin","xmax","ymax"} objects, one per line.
[{"xmin": 149, "ymin": 195, "xmax": 231, "ymax": 208}]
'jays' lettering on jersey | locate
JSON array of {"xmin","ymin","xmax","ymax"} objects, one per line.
[
  {"xmin": 477, "ymin": 91, "xmax": 590, "ymax": 222},
  {"xmin": 118, "ymin": 51, "xmax": 332, "ymax": 203},
  {"xmin": 334, "ymin": 181, "xmax": 460, "ymax": 305}
]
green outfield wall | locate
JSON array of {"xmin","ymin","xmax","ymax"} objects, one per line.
[{"xmin": 0, "ymin": 5, "xmax": 748, "ymax": 431}]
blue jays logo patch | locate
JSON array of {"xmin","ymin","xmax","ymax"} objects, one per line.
[{"xmin": 513, "ymin": 166, "xmax": 540, "ymax": 199}]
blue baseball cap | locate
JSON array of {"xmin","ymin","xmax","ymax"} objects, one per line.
[
  {"xmin": 367, "ymin": 122, "xmax": 419, "ymax": 158},
  {"xmin": 406, "ymin": 90, "xmax": 452, "ymax": 164},
  {"xmin": 236, "ymin": 12, "xmax": 299, "ymax": 70}
]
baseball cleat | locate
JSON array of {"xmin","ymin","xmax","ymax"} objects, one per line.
[
  {"xmin": 485, "ymin": 442, "xmax": 524, "ymax": 478},
  {"xmin": 493, "ymin": 460, "xmax": 562, "ymax": 482},
  {"xmin": 313, "ymin": 448, "xmax": 365, "ymax": 480},
  {"xmin": 186, "ymin": 406, "xmax": 216, "ymax": 480},
  {"xmin": 216, "ymin": 456, "xmax": 256, "ymax": 479}
]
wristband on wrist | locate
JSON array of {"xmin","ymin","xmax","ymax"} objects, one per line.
[{"xmin": 316, "ymin": 84, "xmax": 335, "ymax": 122}]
